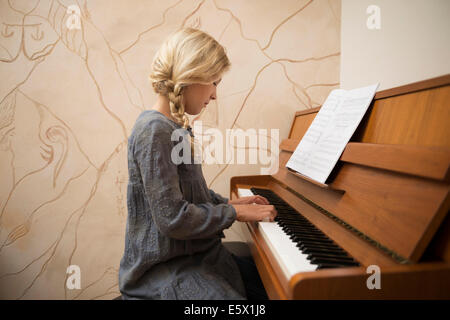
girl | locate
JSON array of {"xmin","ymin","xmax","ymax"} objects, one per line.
[{"xmin": 119, "ymin": 27, "xmax": 277, "ymax": 300}]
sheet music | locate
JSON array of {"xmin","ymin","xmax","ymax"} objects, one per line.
[{"xmin": 286, "ymin": 83, "xmax": 379, "ymax": 184}]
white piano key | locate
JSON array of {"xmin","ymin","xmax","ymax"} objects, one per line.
[
  {"xmin": 237, "ymin": 188, "xmax": 318, "ymax": 280},
  {"xmin": 237, "ymin": 188, "xmax": 254, "ymax": 198},
  {"xmin": 259, "ymin": 222, "xmax": 317, "ymax": 279}
]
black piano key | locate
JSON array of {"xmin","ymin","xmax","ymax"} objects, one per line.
[
  {"xmin": 296, "ymin": 239, "xmax": 341, "ymax": 248},
  {"xmin": 290, "ymin": 234, "xmax": 333, "ymax": 244},
  {"xmin": 288, "ymin": 231, "xmax": 330, "ymax": 240},
  {"xmin": 307, "ymin": 253, "xmax": 356, "ymax": 262},
  {"xmin": 288, "ymin": 233, "xmax": 328, "ymax": 241},
  {"xmin": 293, "ymin": 237, "xmax": 333, "ymax": 245},
  {"xmin": 249, "ymin": 188, "xmax": 360, "ymax": 268},
  {"xmin": 277, "ymin": 213, "xmax": 308, "ymax": 219},
  {"xmin": 275, "ymin": 208, "xmax": 291, "ymax": 213},
  {"xmin": 280, "ymin": 222, "xmax": 319, "ymax": 230},
  {"xmin": 298, "ymin": 242, "xmax": 343, "ymax": 251},
  {"xmin": 277, "ymin": 206, "xmax": 292, "ymax": 211},
  {"xmin": 310, "ymin": 257, "xmax": 359, "ymax": 267},
  {"xmin": 277, "ymin": 217, "xmax": 314, "ymax": 224},
  {"xmin": 280, "ymin": 222, "xmax": 316, "ymax": 229},
  {"xmin": 289, "ymin": 234, "xmax": 331, "ymax": 243},
  {"xmin": 277, "ymin": 214, "xmax": 310, "ymax": 220},
  {"xmin": 298, "ymin": 242, "xmax": 345, "ymax": 252},
  {"xmin": 310, "ymin": 252, "xmax": 355, "ymax": 261},
  {"xmin": 278, "ymin": 219, "xmax": 310, "ymax": 225},
  {"xmin": 316, "ymin": 263, "xmax": 344, "ymax": 270},
  {"xmin": 286, "ymin": 231, "xmax": 324, "ymax": 239},
  {"xmin": 278, "ymin": 208, "xmax": 298, "ymax": 213},
  {"xmin": 250, "ymin": 188, "xmax": 275, "ymax": 196},
  {"xmin": 277, "ymin": 208, "xmax": 302, "ymax": 213},
  {"xmin": 282, "ymin": 226, "xmax": 324, "ymax": 235},
  {"xmin": 302, "ymin": 247, "xmax": 349, "ymax": 256},
  {"xmin": 281, "ymin": 222, "xmax": 321, "ymax": 229},
  {"xmin": 281, "ymin": 225, "xmax": 323, "ymax": 233},
  {"xmin": 277, "ymin": 215, "xmax": 309, "ymax": 221},
  {"xmin": 290, "ymin": 233, "xmax": 329, "ymax": 242},
  {"xmin": 287, "ymin": 226, "xmax": 324, "ymax": 233}
]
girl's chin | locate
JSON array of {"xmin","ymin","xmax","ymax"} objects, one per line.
[
  {"xmin": 185, "ymin": 111, "xmax": 201, "ymax": 116},
  {"xmin": 185, "ymin": 108, "xmax": 204, "ymax": 116}
]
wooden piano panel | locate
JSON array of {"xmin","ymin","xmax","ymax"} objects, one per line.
[
  {"xmin": 275, "ymin": 151, "xmax": 449, "ymax": 262},
  {"xmin": 290, "ymin": 76, "xmax": 450, "ymax": 147},
  {"xmin": 273, "ymin": 75, "xmax": 450, "ymax": 262},
  {"xmin": 359, "ymin": 85, "xmax": 450, "ymax": 147},
  {"xmin": 288, "ymin": 107, "xmax": 320, "ymax": 140}
]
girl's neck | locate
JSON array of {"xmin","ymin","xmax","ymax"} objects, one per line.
[{"xmin": 152, "ymin": 95, "xmax": 177, "ymax": 122}]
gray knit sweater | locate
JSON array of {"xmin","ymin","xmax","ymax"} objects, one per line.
[{"xmin": 119, "ymin": 110, "xmax": 246, "ymax": 300}]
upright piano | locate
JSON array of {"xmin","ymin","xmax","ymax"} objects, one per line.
[{"xmin": 230, "ymin": 75, "xmax": 450, "ymax": 299}]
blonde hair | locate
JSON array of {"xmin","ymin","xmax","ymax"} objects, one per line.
[{"xmin": 149, "ymin": 28, "xmax": 231, "ymax": 155}]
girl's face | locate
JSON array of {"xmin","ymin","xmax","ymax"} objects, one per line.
[{"xmin": 182, "ymin": 78, "xmax": 221, "ymax": 115}]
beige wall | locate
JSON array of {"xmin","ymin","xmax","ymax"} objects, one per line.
[
  {"xmin": 0, "ymin": 0, "xmax": 340, "ymax": 299},
  {"xmin": 341, "ymin": 0, "xmax": 450, "ymax": 91}
]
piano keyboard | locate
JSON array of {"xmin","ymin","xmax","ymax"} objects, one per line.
[{"xmin": 237, "ymin": 188, "xmax": 360, "ymax": 280}]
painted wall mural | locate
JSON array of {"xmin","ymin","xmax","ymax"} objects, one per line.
[{"xmin": 0, "ymin": 0, "xmax": 340, "ymax": 299}]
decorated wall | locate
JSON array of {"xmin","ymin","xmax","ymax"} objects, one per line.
[{"xmin": 0, "ymin": 0, "xmax": 340, "ymax": 299}]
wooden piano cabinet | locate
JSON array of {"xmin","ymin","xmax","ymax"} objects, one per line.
[
  {"xmin": 229, "ymin": 74, "xmax": 450, "ymax": 299},
  {"xmin": 290, "ymin": 262, "xmax": 450, "ymax": 299}
]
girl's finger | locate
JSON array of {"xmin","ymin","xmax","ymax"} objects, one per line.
[
  {"xmin": 256, "ymin": 195, "xmax": 269, "ymax": 204},
  {"xmin": 253, "ymin": 197, "xmax": 266, "ymax": 204}
]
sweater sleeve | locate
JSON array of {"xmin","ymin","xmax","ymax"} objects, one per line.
[
  {"xmin": 208, "ymin": 189, "xmax": 230, "ymax": 205},
  {"xmin": 132, "ymin": 120, "xmax": 236, "ymax": 240}
]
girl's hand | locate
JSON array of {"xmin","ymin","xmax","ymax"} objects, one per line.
[
  {"xmin": 232, "ymin": 204, "xmax": 277, "ymax": 222},
  {"xmin": 228, "ymin": 195, "xmax": 269, "ymax": 205}
]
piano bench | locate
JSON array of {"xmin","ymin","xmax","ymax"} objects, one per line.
[{"xmin": 223, "ymin": 241, "xmax": 252, "ymax": 258}]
